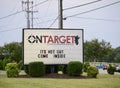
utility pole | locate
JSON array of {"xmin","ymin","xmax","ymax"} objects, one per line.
[
  {"xmin": 50, "ymin": 0, "xmax": 63, "ymax": 73},
  {"xmin": 58, "ymin": 0, "xmax": 63, "ymax": 29},
  {"xmin": 27, "ymin": 0, "xmax": 30, "ymax": 28},
  {"xmin": 31, "ymin": 1, "xmax": 34, "ymax": 28},
  {"xmin": 22, "ymin": 0, "xmax": 35, "ymax": 28}
]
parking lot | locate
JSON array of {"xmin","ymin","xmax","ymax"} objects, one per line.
[{"xmin": 99, "ymin": 69, "xmax": 120, "ymax": 74}]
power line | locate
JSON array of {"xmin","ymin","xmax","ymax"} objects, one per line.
[
  {"xmin": 63, "ymin": 0, "xmax": 102, "ymax": 11},
  {"xmin": 48, "ymin": 16, "xmax": 59, "ymax": 28},
  {"xmin": 0, "ymin": 18, "xmax": 57, "ymax": 33},
  {"xmin": 31, "ymin": 0, "xmax": 49, "ymax": 8},
  {"xmin": 43, "ymin": 0, "xmax": 53, "ymax": 18},
  {"xmin": 64, "ymin": 1, "xmax": 120, "ymax": 19},
  {"xmin": 0, "ymin": 0, "xmax": 49, "ymax": 20},
  {"xmin": 0, "ymin": 11, "xmax": 23, "ymax": 20},
  {"xmin": 34, "ymin": 18, "xmax": 56, "ymax": 27},
  {"xmin": 0, "ymin": 27, "xmax": 22, "ymax": 33},
  {"xmin": 73, "ymin": 17, "xmax": 120, "ymax": 22},
  {"xmin": 39, "ymin": 0, "xmax": 52, "ymax": 27}
]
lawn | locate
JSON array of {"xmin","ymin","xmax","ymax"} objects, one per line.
[{"xmin": 0, "ymin": 72, "xmax": 120, "ymax": 88}]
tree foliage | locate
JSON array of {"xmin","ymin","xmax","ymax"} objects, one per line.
[
  {"xmin": 84, "ymin": 39, "xmax": 112, "ymax": 62},
  {"xmin": 107, "ymin": 47, "xmax": 120, "ymax": 62},
  {"xmin": 0, "ymin": 42, "xmax": 22, "ymax": 63},
  {"xmin": 0, "ymin": 47, "xmax": 5, "ymax": 60},
  {"xmin": 0, "ymin": 40, "xmax": 120, "ymax": 64}
]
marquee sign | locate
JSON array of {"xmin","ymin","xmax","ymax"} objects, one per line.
[{"xmin": 23, "ymin": 28, "xmax": 83, "ymax": 65}]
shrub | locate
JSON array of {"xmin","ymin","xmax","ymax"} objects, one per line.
[
  {"xmin": 107, "ymin": 64, "xmax": 116, "ymax": 75},
  {"xmin": 87, "ymin": 66, "xmax": 99, "ymax": 78},
  {"xmin": 54, "ymin": 65, "xmax": 58, "ymax": 73},
  {"xmin": 29, "ymin": 62, "xmax": 45, "ymax": 77},
  {"xmin": 67, "ymin": 61, "xmax": 83, "ymax": 76},
  {"xmin": 45, "ymin": 65, "xmax": 57, "ymax": 74},
  {"xmin": 5, "ymin": 63, "xmax": 19, "ymax": 77},
  {"xmin": 83, "ymin": 62, "xmax": 90, "ymax": 72},
  {"xmin": 58, "ymin": 65, "xmax": 64, "ymax": 72},
  {"xmin": 0, "ymin": 60, "xmax": 3, "ymax": 70},
  {"xmin": 3, "ymin": 58, "xmax": 11, "ymax": 70},
  {"xmin": 46, "ymin": 65, "xmax": 64, "ymax": 74},
  {"xmin": 63, "ymin": 65, "xmax": 67, "ymax": 74},
  {"xmin": 57, "ymin": 65, "xmax": 67, "ymax": 74},
  {"xmin": 45, "ymin": 65, "xmax": 51, "ymax": 74},
  {"xmin": 24, "ymin": 65, "xmax": 29, "ymax": 75},
  {"xmin": 57, "ymin": 65, "xmax": 64, "ymax": 74},
  {"xmin": 18, "ymin": 60, "xmax": 24, "ymax": 70}
]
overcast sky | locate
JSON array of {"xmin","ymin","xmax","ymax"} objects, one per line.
[{"xmin": 0, "ymin": 0, "xmax": 120, "ymax": 48}]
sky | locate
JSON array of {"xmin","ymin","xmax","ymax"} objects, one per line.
[{"xmin": 0, "ymin": 0, "xmax": 120, "ymax": 48}]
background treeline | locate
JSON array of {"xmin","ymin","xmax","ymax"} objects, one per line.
[
  {"xmin": 0, "ymin": 42, "xmax": 22, "ymax": 70},
  {"xmin": 0, "ymin": 39, "xmax": 120, "ymax": 70},
  {"xmin": 84, "ymin": 39, "xmax": 120, "ymax": 63}
]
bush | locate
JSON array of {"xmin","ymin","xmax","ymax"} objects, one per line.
[
  {"xmin": 45, "ymin": 65, "xmax": 51, "ymax": 74},
  {"xmin": 83, "ymin": 62, "xmax": 90, "ymax": 72},
  {"xmin": 67, "ymin": 61, "xmax": 83, "ymax": 76},
  {"xmin": 107, "ymin": 64, "xmax": 116, "ymax": 75},
  {"xmin": 5, "ymin": 63, "xmax": 19, "ymax": 77},
  {"xmin": 63, "ymin": 65, "xmax": 67, "ymax": 74},
  {"xmin": 57, "ymin": 65, "xmax": 67, "ymax": 74},
  {"xmin": 58, "ymin": 65, "xmax": 64, "ymax": 71},
  {"xmin": 18, "ymin": 60, "xmax": 23, "ymax": 70},
  {"xmin": 29, "ymin": 62, "xmax": 45, "ymax": 77},
  {"xmin": 45, "ymin": 65, "xmax": 58, "ymax": 74},
  {"xmin": 0, "ymin": 60, "xmax": 3, "ymax": 70},
  {"xmin": 54, "ymin": 65, "xmax": 58, "ymax": 73},
  {"xmin": 87, "ymin": 66, "xmax": 99, "ymax": 78},
  {"xmin": 3, "ymin": 58, "xmax": 11, "ymax": 70},
  {"xmin": 24, "ymin": 65, "xmax": 29, "ymax": 75}
]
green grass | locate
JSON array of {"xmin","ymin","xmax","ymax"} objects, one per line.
[{"xmin": 0, "ymin": 72, "xmax": 120, "ymax": 88}]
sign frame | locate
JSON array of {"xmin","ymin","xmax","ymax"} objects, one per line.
[{"xmin": 22, "ymin": 28, "xmax": 84, "ymax": 65}]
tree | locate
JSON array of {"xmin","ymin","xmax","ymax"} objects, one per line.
[
  {"xmin": 108, "ymin": 47, "xmax": 120, "ymax": 63},
  {"xmin": 84, "ymin": 39, "xmax": 112, "ymax": 62},
  {"xmin": 3, "ymin": 42, "xmax": 22, "ymax": 63},
  {"xmin": 99, "ymin": 40, "xmax": 113, "ymax": 62},
  {"xmin": 115, "ymin": 54, "xmax": 120, "ymax": 62},
  {"xmin": 114, "ymin": 47, "xmax": 120, "ymax": 63},
  {"xmin": 0, "ymin": 47, "xmax": 5, "ymax": 60}
]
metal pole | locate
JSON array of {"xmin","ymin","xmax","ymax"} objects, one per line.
[
  {"xmin": 27, "ymin": 0, "xmax": 30, "ymax": 28},
  {"xmin": 31, "ymin": 1, "xmax": 33, "ymax": 28},
  {"xmin": 58, "ymin": 0, "xmax": 63, "ymax": 29}
]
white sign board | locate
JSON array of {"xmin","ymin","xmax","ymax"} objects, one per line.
[{"xmin": 23, "ymin": 29, "xmax": 83, "ymax": 65}]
